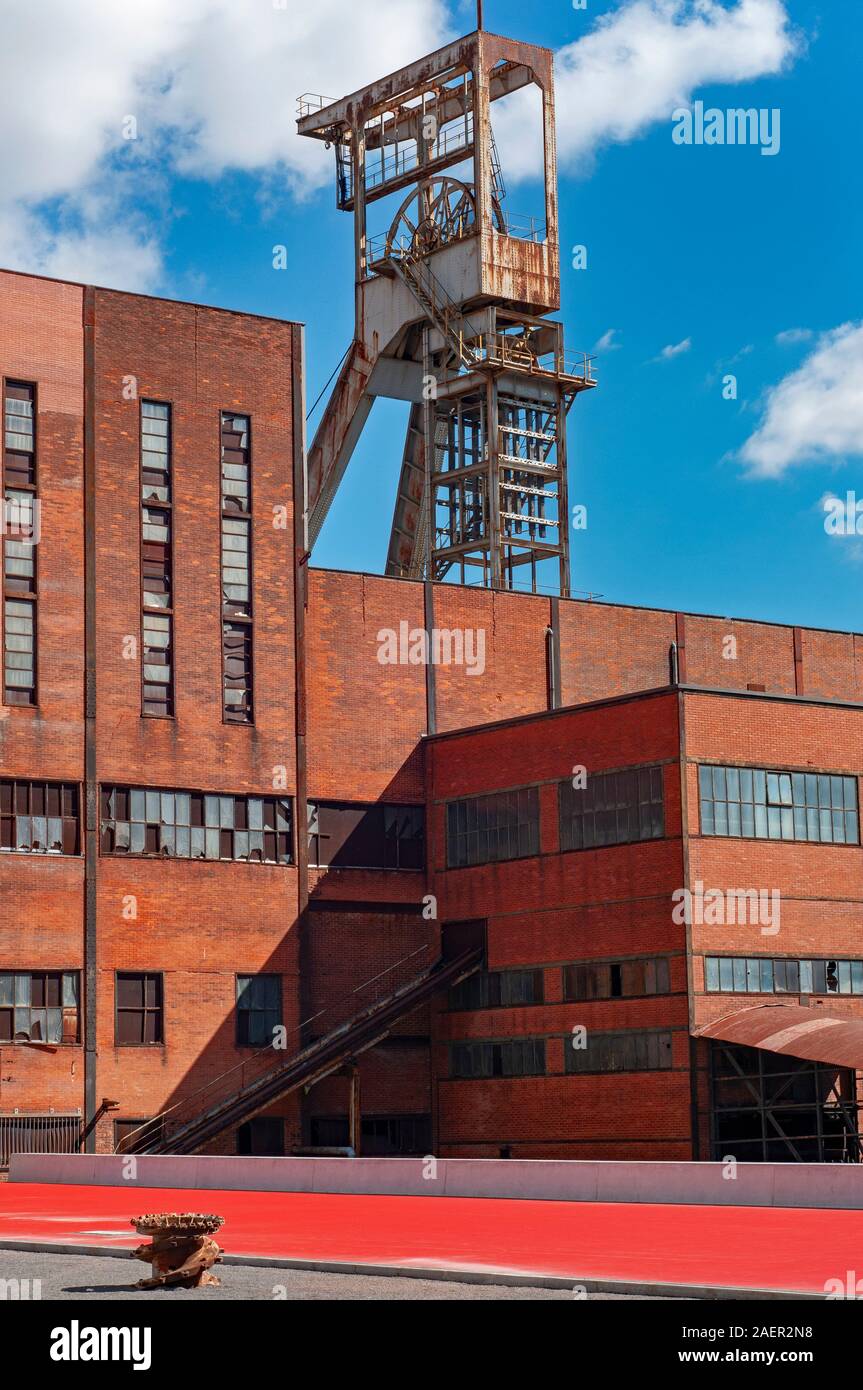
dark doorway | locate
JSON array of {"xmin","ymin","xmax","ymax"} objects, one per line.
[
  {"xmin": 710, "ymin": 1042, "xmax": 862, "ymax": 1162},
  {"xmin": 237, "ymin": 1116, "xmax": 285, "ymax": 1156}
]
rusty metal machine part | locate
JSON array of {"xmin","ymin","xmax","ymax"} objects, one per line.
[{"xmin": 130, "ymin": 1212, "xmax": 224, "ymax": 1289}]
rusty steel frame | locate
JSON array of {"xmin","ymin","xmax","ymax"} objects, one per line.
[{"xmin": 297, "ymin": 24, "xmax": 596, "ymax": 596}]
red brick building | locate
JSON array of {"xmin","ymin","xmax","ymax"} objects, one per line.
[{"xmin": 2, "ymin": 266, "xmax": 862, "ymax": 1165}]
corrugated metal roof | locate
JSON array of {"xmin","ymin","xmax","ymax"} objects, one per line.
[{"xmin": 694, "ymin": 1003, "xmax": 863, "ymax": 1070}]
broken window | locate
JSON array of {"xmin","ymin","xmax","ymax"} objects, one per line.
[
  {"xmin": 564, "ymin": 1029, "xmax": 673, "ymax": 1075},
  {"xmin": 3, "ymin": 382, "xmax": 37, "ymax": 705},
  {"xmin": 100, "ymin": 784, "xmax": 292, "ymax": 864},
  {"xmin": 220, "ymin": 412, "xmax": 253, "ymax": 722},
  {"xmin": 307, "ymin": 800, "xmax": 424, "ymax": 870},
  {"xmin": 0, "ymin": 971, "xmax": 79, "ymax": 1043},
  {"xmin": 445, "ymin": 787, "xmax": 539, "ymax": 869},
  {"xmin": 450, "ymin": 968, "xmax": 544, "ymax": 1011},
  {"xmin": 563, "ymin": 956, "xmax": 671, "ymax": 1002},
  {"xmin": 0, "ymin": 779, "xmax": 79, "ymax": 854},
  {"xmin": 236, "ymin": 975, "xmax": 282, "ymax": 1047},
  {"xmin": 222, "ymin": 621, "xmax": 253, "ymax": 723},
  {"xmin": 705, "ymin": 954, "xmax": 863, "ymax": 997},
  {"xmin": 449, "ymin": 1038, "xmax": 545, "ymax": 1079},
  {"xmin": 699, "ymin": 763, "xmax": 859, "ymax": 844},
  {"xmin": 116, "ymin": 972, "xmax": 163, "ymax": 1045},
  {"xmin": 140, "ymin": 403, "xmax": 174, "ymax": 715},
  {"xmin": 560, "ymin": 765, "xmax": 664, "ymax": 852}
]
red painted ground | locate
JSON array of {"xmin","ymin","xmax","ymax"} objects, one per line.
[{"xmin": 0, "ymin": 1182, "xmax": 857, "ymax": 1292}]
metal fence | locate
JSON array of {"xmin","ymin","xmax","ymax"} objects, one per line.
[{"xmin": 0, "ymin": 1112, "xmax": 80, "ymax": 1169}]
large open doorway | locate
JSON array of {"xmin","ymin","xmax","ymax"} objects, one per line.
[{"xmin": 710, "ymin": 1042, "xmax": 862, "ymax": 1162}]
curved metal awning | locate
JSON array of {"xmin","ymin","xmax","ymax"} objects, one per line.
[{"xmin": 694, "ymin": 1003, "xmax": 863, "ymax": 1071}]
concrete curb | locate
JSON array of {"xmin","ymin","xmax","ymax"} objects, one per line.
[
  {"xmin": 0, "ymin": 1237, "xmax": 821, "ymax": 1299},
  {"xmin": 11, "ymin": 1153, "xmax": 863, "ymax": 1210}
]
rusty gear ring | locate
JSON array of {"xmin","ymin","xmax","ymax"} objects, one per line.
[{"xmin": 385, "ymin": 176, "xmax": 504, "ymax": 260}]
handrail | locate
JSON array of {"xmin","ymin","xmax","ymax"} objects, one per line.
[
  {"xmin": 393, "ymin": 255, "xmax": 484, "ymax": 370},
  {"xmin": 365, "ymin": 120, "xmax": 475, "ymax": 194},
  {"xmin": 296, "ymin": 93, "xmax": 336, "ymax": 119},
  {"xmin": 115, "ymin": 941, "xmax": 436, "ymax": 1154},
  {"xmin": 126, "ymin": 945, "xmax": 483, "ymax": 1157}
]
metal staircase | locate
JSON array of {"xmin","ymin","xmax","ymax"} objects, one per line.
[
  {"xmin": 390, "ymin": 253, "xmax": 483, "ymax": 370},
  {"xmin": 125, "ymin": 945, "xmax": 483, "ymax": 1156}
]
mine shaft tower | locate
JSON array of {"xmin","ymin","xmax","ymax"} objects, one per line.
[{"xmin": 297, "ymin": 19, "xmax": 595, "ymax": 596}]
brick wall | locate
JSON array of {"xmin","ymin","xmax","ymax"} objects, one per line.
[
  {"xmin": 427, "ymin": 693, "xmax": 692, "ymax": 1158},
  {"xmin": 89, "ymin": 289, "xmax": 301, "ymax": 1151},
  {"xmin": 683, "ymin": 690, "xmax": 863, "ymax": 1027},
  {"xmin": 0, "ymin": 271, "xmax": 85, "ymax": 1123}
]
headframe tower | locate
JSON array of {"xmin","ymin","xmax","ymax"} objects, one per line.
[{"xmin": 297, "ymin": 19, "xmax": 595, "ymax": 595}]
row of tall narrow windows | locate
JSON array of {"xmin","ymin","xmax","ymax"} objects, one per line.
[
  {"xmin": 140, "ymin": 403, "xmax": 253, "ymax": 721},
  {"xmin": 1, "ymin": 389, "xmax": 256, "ymax": 721},
  {"xmin": 140, "ymin": 403, "xmax": 173, "ymax": 715},
  {"xmin": 3, "ymin": 382, "xmax": 37, "ymax": 705}
]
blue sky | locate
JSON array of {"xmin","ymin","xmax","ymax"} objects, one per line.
[{"xmin": 3, "ymin": 0, "xmax": 861, "ymax": 630}]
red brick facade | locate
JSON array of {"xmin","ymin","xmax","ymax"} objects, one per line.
[{"xmin": 2, "ymin": 268, "xmax": 862, "ymax": 1163}]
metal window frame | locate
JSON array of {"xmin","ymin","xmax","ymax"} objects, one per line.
[
  {"xmin": 444, "ymin": 784, "xmax": 541, "ymax": 870},
  {"xmin": 709, "ymin": 1040, "xmax": 863, "ymax": 1163},
  {"xmin": 561, "ymin": 954, "xmax": 672, "ymax": 1003},
  {"xmin": 114, "ymin": 970, "xmax": 165, "ymax": 1047},
  {"xmin": 449, "ymin": 1035, "xmax": 546, "ymax": 1079},
  {"xmin": 98, "ymin": 783, "xmax": 294, "ymax": 865},
  {"xmin": 448, "ymin": 965, "xmax": 544, "ymax": 1011},
  {"xmin": 703, "ymin": 952, "xmax": 863, "ymax": 998},
  {"xmin": 0, "ymin": 777, "xmax": 82, "ymax": 856},
  {"xmin": 219, "ymin": 408, "xmax": 255, "ymax": 726},
  {"xmin": 559, "ymin": 763, "xmax": 665, "ymax": 854},
  {"xmin": 1, "ymin": 377, "xmax": 39, "ymax": 708},
  {"xmin": 697, "ymin": 761, "xmax": 860, "ymax": 847},
  {"xmin": 139, "ymin": 398, "xmax": 175, "ymax": 719},
  {"xmin": 564, "ymin": 1027, "xmax": 674, "ymax": 1076},
  {"xmin": 235, "ymin": 972, "xmax": 283, "ymax": 1048},
  {"xmin": 0, "ymin": 968, "xmax": 81, "ymax": 1045},
  {"xmin": 307, "ymin": 799, "xmax": 425, "ymax": 871}
]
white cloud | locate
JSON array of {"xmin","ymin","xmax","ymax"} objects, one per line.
[
  {"xmin": 654, "ymin": 336, "xmax": 692, "ymax": 361},
  {"xmin": 0, "ymin": 0, "xmax": 449, "ymax": 290},
  {"xmin": 740, "ymin": 323, "xmax": 863, "ymax": 476},
  {"xmin": 492, "ymin": 0, "xmax": 801, "ymax": 181},
  {"xmin": 0, "ymin": 0, "xmax": 804, "ymax": 292},
  {"xmin": 775, "ymin": 327, "xmax": 813, "ymax": 345},
  {"xmin": 0, "ymin": 0, "xmax": 805, "ymax": 293},
  {"xmin": 594, "ymin": 328, "xmax": 621, "ymax": 352}
]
